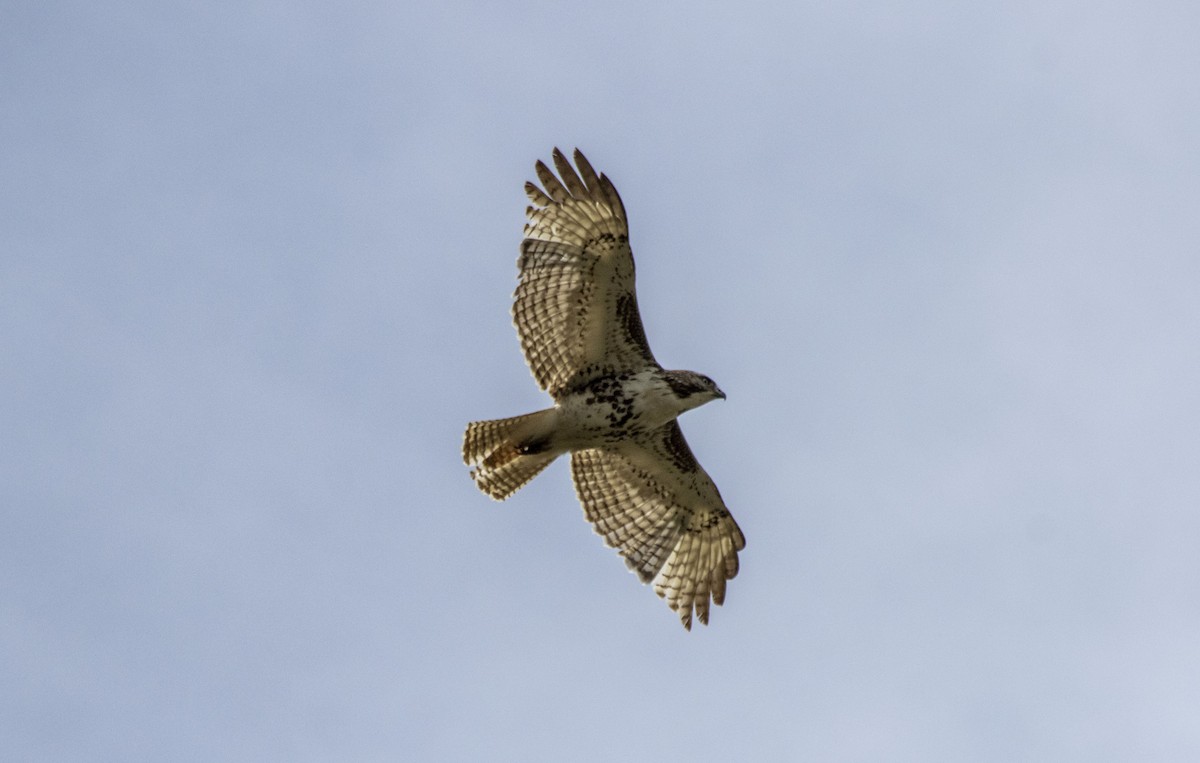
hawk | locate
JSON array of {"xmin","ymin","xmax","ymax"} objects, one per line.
[{"xmin": 463, "ymin": 148, "xmax": 745, "ymax": 630}]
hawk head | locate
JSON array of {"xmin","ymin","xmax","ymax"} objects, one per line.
[{"xmin": 663, "ymin": 370, "xmax": 726, "ymax": 412}]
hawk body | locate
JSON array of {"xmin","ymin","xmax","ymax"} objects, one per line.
[{"xmin": 463, "ymin": 149, "xmax": 745, "ymax": 630}]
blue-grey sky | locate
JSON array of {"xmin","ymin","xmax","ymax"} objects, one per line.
[{"xmin": 4, "ymin": 2, "xmax": 1199, "ymax": 760}]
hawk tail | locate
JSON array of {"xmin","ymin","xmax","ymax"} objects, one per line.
[{"xmin": 463, "ymin": 409, "xmax": 559, "ymax": 500}]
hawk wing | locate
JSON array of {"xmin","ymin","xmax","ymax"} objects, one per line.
[
  {"xmin": 514, "ymin": 148, "xmax": 658, "ymax": 397},
  {"xmin": 570, "ymin": 421, "xmax": 745, "ymax": 630}
]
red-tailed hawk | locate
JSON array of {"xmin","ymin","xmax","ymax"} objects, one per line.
[{"xmin": 463, "ymin": 149, "xmax": 745, "ymax": 630}]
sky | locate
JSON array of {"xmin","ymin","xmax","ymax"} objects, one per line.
[{"xmin": 3, "ymin": 1, "xmax": 1199, "ymax": 760}]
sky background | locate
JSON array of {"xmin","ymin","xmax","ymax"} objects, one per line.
[{"xmin": 3, "ymin": 1, "xmax": 1199, "ymax": 760}]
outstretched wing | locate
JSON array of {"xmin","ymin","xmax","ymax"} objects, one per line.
[
  {"xmin": 514, "ymin": 148, "xmax": 658, "ymax": 397},
  {"xmin": 570, "ymin": 421, "xmax": 745, "ymax": 630}
]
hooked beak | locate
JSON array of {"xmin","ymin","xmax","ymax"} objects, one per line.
[{"xmin": 715, "ymin": 387, "xmax": 727, "ymax": 400}]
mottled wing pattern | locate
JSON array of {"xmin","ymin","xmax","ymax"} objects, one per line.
[
  {"xmin": 570, "ymin": 421, "xmax": 745, "ymax": 629},
  {"xmin": 514, "ymin": 148, "xmax": 657, "ymax": 397}
]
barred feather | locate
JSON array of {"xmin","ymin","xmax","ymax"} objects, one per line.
[
  {"xmin": 570, "ymin": 422, "xmax": 745, "ymax": 630},
  {"xmin": 514, "ymin": 148, "xmax": 655, "ymax": 397},
  {"xmin": 463, "ymin": 410, "xmax": 559, "ymax": 501}
]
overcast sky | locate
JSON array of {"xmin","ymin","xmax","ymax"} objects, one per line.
[{"xmin": 3, "ymin": 1, "xmax": 1199, "ymax": 760}]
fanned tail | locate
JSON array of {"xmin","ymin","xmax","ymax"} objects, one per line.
[{"xmin": 463, "ymin": 409, "xmax": 559, "ymax": 500}]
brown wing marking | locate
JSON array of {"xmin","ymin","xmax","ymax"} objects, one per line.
[
  {"xmin": 570, "ymin": 421, "xmax": 745, "ymax": 630},
  {"xmin": 513, "ymin": 149, "xmax": 657, "ymax": 397}
]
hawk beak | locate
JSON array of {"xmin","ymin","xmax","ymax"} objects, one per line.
[{"xmin": 716, "ymin": 388, "xmax": 727, "ymax": 400}]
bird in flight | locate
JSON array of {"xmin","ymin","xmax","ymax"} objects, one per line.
[{"xmin": 463, "ymin": 149, "xmax": 744, "ymax": 630}]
